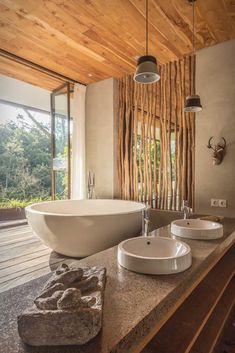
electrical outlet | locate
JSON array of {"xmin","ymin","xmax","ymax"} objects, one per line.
[
  {"xmin": 219, "ymin": 199, "xmax": 227, "ymax": 208},
  {"xmin": 211, "ymin": 199, "xmax": 219, "ymax": 207},
  {"xmin": 211, "ymin": 199, "xmax": 227, "ymax": 208}
]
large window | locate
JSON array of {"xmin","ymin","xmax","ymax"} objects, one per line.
[{"xmin": 0, "ymin": 101, "xmax": 51, "ymax": 208}]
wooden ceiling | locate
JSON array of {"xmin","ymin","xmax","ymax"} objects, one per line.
[
  {"xmin": 0, "ymin": 56, "xmax": 63, "ymax": 91},
  {"xmin": 0, "ymin": 0, "xmax": 234, "ymax": 89}
]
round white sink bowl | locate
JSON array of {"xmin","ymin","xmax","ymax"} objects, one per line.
[
  {"xmin": 118, "ymin": 236, "xmax": 192, "ymax": 275},
  {"xmin": 171, "ymin": 219, "xmax": 223, "ymax": 240}
]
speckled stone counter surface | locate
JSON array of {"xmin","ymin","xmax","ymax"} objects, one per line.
[{"xmin": 1, "ymin": 218, "xmax": 235, "ymax": 353}]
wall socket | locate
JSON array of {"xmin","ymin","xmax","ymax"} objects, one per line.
[{"xmin": 211, "ymin": 199, "xmax": 227, "ymax": 208}]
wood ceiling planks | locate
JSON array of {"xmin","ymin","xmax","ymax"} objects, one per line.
[
  {"xmin": 0, "ymin": 56, "xmax": 62, "ymax": 91},
  {"xmin": 0, "ymin": 0, "xmax": 234, "ymax": 87}
]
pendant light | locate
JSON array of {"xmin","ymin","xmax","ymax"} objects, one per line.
[
  {"xmin": 184, "ymin": 0, "xmax": 202, "ymax": 112},
  {"xmin": 134, "ymin": 0, "xmax": 160, "ymax": 84}
]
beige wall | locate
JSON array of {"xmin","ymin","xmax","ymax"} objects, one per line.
[
  {"xmin": 195, "ymin": 39, "xmax": 235, "ymax": 217},
  {"xmin": 85, "ymin": 77, "xmax": 118, "ymax": 198}
]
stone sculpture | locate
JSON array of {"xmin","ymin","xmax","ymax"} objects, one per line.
[{"xmin": 18, "ymin": 263, "xmax": 106, "ymax": 346}]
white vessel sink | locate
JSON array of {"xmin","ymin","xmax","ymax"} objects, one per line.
[
  {"xmin": 171, "ymin": 219, "xmax": 223, "ymax": 240},
  {"xmin": 117, "ymin": 236, "xmax": 192, "ymax": 275}
]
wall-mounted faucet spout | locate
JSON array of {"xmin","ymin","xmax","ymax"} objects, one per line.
[
  {"xmin": 142, "ymin": 205, "xmax": 151, "ymax": 236},
  {"xmin": 181, "ymin": 200, "xmax": 192, "ymax": 219},
  {"xmin": 87, "ymin": 171, "xmax": 95, "ymax": 199}
]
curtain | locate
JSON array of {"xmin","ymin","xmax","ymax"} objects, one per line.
[
  {"xmin": 117, "ymin": 55, "xmax": 195, "ymax": 211},
  {"xmin": 71, "ymin": 83, "xmax": 86, "ymax": 199}
]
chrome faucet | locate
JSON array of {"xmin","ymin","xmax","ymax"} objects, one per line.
[
  {"xmin": 87, "ymin": 171, "xmax": 95, "ymax": 199},
  {"xmin": 142, "ymin": 206, "xmax": 151, "ymax": 236},
  {"xmin": 181, "ymin": 200, "xmax": 192, "ymax": 219}
]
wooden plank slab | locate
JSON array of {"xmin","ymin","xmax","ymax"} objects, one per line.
[
  {"xmin": 0, "ymin": 258, "xmax": 68, "ymax": 285},
  {"xmin": 0, "ymin": 238, "xmax": 40, "ymax": 252},
  {"xmin": 0, "ymin": 219, "xmax": 27, "ymax": 230},
  {"xmin": 0, "ymin": 225, "xmax": 33, "ymax": 238},
  {"xmin": 0, "ymin": 253, "xmax": 63, "ymax": 278},
  {"xmin": 0, "ymin": 235, "xmax": 35, "ymax": 247},
  {"xmin": 0, "ymin": 243, "xmax": 48, "ymax": 263},
  {"xmin": 0, "ymin": 223, "xmax": 79, "ymax": 294},
  {"xmin": 0, "ymin": 258, "xmax": 75, "ymax": 293},
  {"xmin": 0, "ymin": 248, "xmax": 50, "ymax": 270}
]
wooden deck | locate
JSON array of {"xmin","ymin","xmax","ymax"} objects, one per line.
[{"xmin": 0, "ymin": 223, "xmax": 75, "ymax": 293}]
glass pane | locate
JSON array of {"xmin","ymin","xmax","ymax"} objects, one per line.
[
  {"xmin": 0, "ymin": 102, "xmax": 51, "ymax": 208},
  {"xmin": 52, "ymin": 86, "xmax": 70, "ymax": 200}
]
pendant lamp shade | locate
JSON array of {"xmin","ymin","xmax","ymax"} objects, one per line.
[
  {"xmin": 134, "ymin": 55, "xmax": 160, "ymax": 84},
  {"xmin": 184, "ymin": 95, "xmax": 202, "ymax": 112}
]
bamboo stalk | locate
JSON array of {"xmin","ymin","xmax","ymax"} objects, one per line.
[
  {"xmin": 168, "ymin": 62, "xmax": 173, "ymax": 210},
  {"xmin": 139, "ymin": 85, "xmax": 144, "ymax": 202},
  {"xmin": 133, "ymin": 82, "xmax": 138, "ymax": 200},
  {"xmin": 163, "ymin": 64, "xmax": 168, "ymax": 209},
  {"xmin": 173, "ymin": 60, "xmax": 178, "ymax": 211},
  {"xmin": 177, "ymin": 59, "xmax": 183, "ymax": 210}
]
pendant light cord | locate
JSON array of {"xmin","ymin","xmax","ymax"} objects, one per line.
[
  {"xmin": 192, "ymin": 0, "xmax": 195, "ymax": 55},
  {"xmin": 146, "ymin": 0, "xmax": 148, "ymax": 55}
]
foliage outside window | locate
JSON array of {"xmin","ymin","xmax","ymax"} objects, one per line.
[
  {"xmin": 135, "ymin": 121, "xmax": 176, "ymax": 207},
  {"xmin": 0, "ymin": 105, "xmax": 51, "ymax": 208}
]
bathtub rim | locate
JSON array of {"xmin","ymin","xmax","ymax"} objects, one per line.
[{"xmin": 25, "ymin": 199, "xmax": 146, "ymax": 217}]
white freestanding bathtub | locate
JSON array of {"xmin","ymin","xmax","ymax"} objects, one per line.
[{"xmin": 26, "ymin": 199, "xmax": 146, "ymax": 257}]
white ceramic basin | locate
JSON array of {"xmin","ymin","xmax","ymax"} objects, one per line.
[
  {"xmin": 117, "ymin": 236, "xmax": 192, "ymax": 275},
  {"xmin": 171, "ymin": 219, "xmax": 223, "ymax": 240}
]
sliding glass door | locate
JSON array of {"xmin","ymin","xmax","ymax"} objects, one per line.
[{"xmin": 50, "ymin": 83, "xmax": 71, "ymax": 200}]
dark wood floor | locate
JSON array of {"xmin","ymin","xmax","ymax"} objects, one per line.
[{"xmin": 0, "ymin": 222, "xmax": 74, "ymax": 293}]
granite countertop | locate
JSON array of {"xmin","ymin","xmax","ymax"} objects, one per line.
[{"xmin": 1, "ymin": 218, "xmax": 235, "ymax": 353}]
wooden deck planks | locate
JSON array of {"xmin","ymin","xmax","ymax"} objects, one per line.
[
  {"xmin": 0, "ymin": 224, "xmax": 30, "ymax": 235},
  {"xmin": 0, "ymin": 238, "xmax": 42, "ymax": 252},
  {"xmin": 0, "ymin": 248, "xmax": 50, "ymax": 270},
  {"xmin": 0, "ymin": 242, "xmax": 48, "ymax": 263},
  {"xmin": 0, "ymin": 234, "xmax": 35, "ymax": 246},
  {"xmin": 0, "ymin": 224, "xmax": 70, "ymax": 293},
  {"xmin": 0, "ymin": 254, "xmax": 66, "ymax": 281}
]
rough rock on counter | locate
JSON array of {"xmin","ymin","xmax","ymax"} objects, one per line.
[{"xmin": 17, "ymin": 263, "xmax": 106, "ymax": 346}]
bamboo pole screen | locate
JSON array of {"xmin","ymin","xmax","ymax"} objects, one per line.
[{"xmin": 117, "ymin": 55, "xmax": 195, "ymax": 210}]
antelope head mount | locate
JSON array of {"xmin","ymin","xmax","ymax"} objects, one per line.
[{"xmin": 207, "ymin": 137, "xmax": 226, "ymax": 165}]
